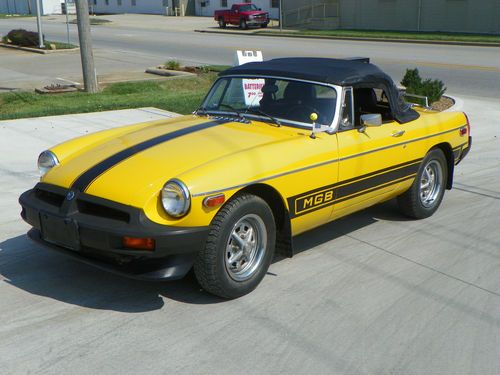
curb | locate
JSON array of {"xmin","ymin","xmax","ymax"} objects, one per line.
[
  {"xmin": 145, "ymin": 68, "xmax": 197, "ymax": 78},
  {"xmin": 0, "ymin": 43, "xmax": 79, "ymax": 54},
  {"xmin": 444, "ymin": 94, "xmax": 463, "ymax": 112},
  {"xmin": 194, "ymin": 29, "xmax": 500, "ymax": 48}
]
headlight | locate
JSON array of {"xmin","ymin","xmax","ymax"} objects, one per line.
[
  {"xmin": 161, "ymin": 179, "xmax": 190, "ymax": 218},
  {"xmin": 38, "ymin": 150, "xmax": 59, "ymax": 176}
]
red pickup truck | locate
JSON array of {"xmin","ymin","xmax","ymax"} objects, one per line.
[{"xmin": 214, "ymin": 3, "xmax": 270, "ymax": 29}]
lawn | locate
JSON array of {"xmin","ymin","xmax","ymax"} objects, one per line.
[
  {"xmin": 0, "ymin": 73, "xmax": 218, "ymax": 121},
  {"xmin": 263, "ymin": 29, "xmax": 500, "ymax": 44},
  {"xmin": 0, "ymin": 13, "xmax": 33, "ymax": 19}
]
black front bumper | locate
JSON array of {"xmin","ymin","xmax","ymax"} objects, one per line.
[{"xmin": 19, "ymin": 183, "xmax": 209, "ymax": 280}]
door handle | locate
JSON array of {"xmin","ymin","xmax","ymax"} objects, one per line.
[{"xmin": 392, "ymin": 130, "xmax": 405, "ymax": 137}]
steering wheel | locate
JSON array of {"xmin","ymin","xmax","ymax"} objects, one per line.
[{"xmin": 287, "ymin": 104, "xmax": 321, "ymax": 123}]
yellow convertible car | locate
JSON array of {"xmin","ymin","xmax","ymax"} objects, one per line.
[{"xmin": 20, "ymin": 58, "xmax": 471, "ymax": 298}]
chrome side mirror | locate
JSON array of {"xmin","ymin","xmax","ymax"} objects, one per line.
[{"xmin": 358, "ymin": 113, "xmax": 382, "ymax": 133}]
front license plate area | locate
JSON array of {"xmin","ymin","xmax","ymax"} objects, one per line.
[{"xmin": 40, "ymin": 213, "xmax": 80, "ymax": 251}]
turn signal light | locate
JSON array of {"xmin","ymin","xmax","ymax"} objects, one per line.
[
  {"xmin": 122, "ymin": 236, "xmax": 155, "ymax": 250},
  {"xmin": 203, "ymin": 194, "xmax": 226, "ymax": 208}
]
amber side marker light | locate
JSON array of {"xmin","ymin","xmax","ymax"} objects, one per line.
[
  {"xmin": 203, "ymin": 194, "xmax": 226, "ymax": 208},
  {"xmin": 122, "ymin": 236, "xmax": 155, "ymax": 250}
]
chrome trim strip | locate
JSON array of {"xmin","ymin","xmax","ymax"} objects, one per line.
[
  {"xmin": 338, "ymin": 125, "xmax": 465, "ymax": 162},
  {"xmin": 192, "ymin": 125, "xmax": 465, "ymax": 197}
]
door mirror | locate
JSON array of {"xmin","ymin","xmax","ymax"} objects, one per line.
[
  {"xmin": 361, "ymin": 113, "xmax": 382, "ymax": 126},
  {"xmin": 358, "ymin": 114, "xmax": 382, "ymax": 133}
]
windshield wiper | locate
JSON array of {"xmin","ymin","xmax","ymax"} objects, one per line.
[{"xmin": 246, "ymin": 107, "xmax": 281, "ymax": 127}]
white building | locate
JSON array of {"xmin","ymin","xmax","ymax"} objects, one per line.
[
  {"xmin": 0, "ymin": 0, "xmax": 64, "ymax": 15},
  {"xmin": 196, "ymin": 1, "xmax": 280, "ymax": 19},
  {"xmin": 90, "ymin": 0, "xmax": 279, "ymax": 19}
]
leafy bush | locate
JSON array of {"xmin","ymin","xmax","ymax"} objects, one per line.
[
  {"xmin": 165, "ymin": 60, "xmax": 181, "ymax": 70},
  {"xmin": 401, "ymin": 68, "xmax": 446, "ymax": 104},
  {"xmin": 6, "ymin": 29, "xmax": 43, "ymax": 47}
]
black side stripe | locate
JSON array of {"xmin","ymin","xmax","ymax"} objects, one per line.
[
  {"xmin": 71, "ymin": 119, "xmax": 227, "ymax": 192},
  {"xmin": 287, "ymin": 159, "xmax": 421, "ymax": 218}
]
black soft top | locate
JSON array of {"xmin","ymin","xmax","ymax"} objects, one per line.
[{"xmin": 220, "ymin": 57, "xmax": 419, "ymax": 124}]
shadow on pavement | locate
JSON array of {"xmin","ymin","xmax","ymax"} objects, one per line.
[{"xmin": 0, "ymin": 200, "xmax": 406, "ymax": 312}]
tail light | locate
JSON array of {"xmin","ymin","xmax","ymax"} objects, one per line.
[{"xmin": 460, "ymin": 112, "xmax": 471, "ymax": 136}]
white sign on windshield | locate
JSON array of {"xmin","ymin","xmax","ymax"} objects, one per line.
[{"xmin": 235, "ymin": 50, "xmax": 264, "ymax": 107}]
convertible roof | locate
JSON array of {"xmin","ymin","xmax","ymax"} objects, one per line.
[
  {"xmin": 220, "ymin": 57, "xmax": 420, "ymax": 124},
  {"xmin": 219, "ymin": 57, "xmax": 390, "ymax": 86}
]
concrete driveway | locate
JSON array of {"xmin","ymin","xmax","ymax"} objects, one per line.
[{"xmin": 0, "ymin": 98, "xmax": 499, "ymax": 375}]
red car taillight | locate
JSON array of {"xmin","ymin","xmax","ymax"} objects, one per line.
[{"xmin": 460, "ymin": 112, "xmax": 471, "ymax": 136}]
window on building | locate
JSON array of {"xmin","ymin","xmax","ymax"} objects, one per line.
[
  {"xmin": 245, "ymin": 0, "xmax": 251, "ymax": 3},
  {"xmin": 221, "ymin": 0, "xmax": 227, "ymax": 7},
  {"xmin": 131, "ymin": 0, "xmax": 136, "ymax": 5},
  {"xmin": 271, "ymin": 0, "xmax": 279, "ymax": 8},
  {"xmin": 93, "ymin": 0, "xmax": 97, "ymax": 5},
  {"xmin": 117, "ymin": 0, "xmax": 122, "ymax": 5},
  {"xmin": 162, "ymin": 0, "xmax": 168, "ymax": 7},
  {"xmin": 105, "ymin": 0, "xmax": 109, "ymax": 5}
]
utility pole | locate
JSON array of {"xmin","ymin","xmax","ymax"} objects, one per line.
[
  {"xmin": 34, "ymin": 0, "xmax": 45, "ymax": 48},
  {"xmin": 75, "ymin": 0, "xmax": 98, "ymax": 93}
]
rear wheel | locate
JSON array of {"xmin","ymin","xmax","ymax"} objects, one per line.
[
  {"xmin": 260, "ymin": 23, "xmax": 268, "ymax": 28},
  {"xmin": 398, "ymin": 148, "xmax": 447, "ymax": 219},
  {"xmin": 239, "ymin": 18, "xmax": 248, "ymax": 29},
  {"xmin": 194, "ymin": 194, "xmax": 276, "ymax": 299},
  {"xmin": 218, "ymin": 17, "xmax": 226, "ymax": 29}
]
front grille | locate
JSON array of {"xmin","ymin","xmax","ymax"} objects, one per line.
[
  {"xmin": 77, "ymin": 200, "xmax": 130, "ymax": 223},
  {"xmin": 34, "ymin": 188, "xmax": 65, "ymax": 207}
]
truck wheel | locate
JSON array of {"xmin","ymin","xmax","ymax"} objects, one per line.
[
  {"xmin": 239, "ymin": 18, "xmax": 248, "ymax": 29},
  {"xmin": 397, "ymin": 148, "xmax": 448, "ymax": 219},
  {"xmin": 218, "ymin": 17, "xmax": 226, "ymax": 29},
  {"xmin": 194, "ymin": 194, "xmax": 276, "ymax": 299},
  {"xmin": 260, "ymin": 23, "xmax": 268, "ymax": 28}
]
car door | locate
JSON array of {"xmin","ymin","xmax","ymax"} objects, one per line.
[
  {"xmin": 230, "ymin": 5, "xmax": 239, "ymax": 24},
  {"xmin": 332, "ymin": 87, "xmax": 420, "ymax": 219}
]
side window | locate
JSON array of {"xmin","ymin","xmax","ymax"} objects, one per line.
[
  {"xmin": 353, "ymin": 87, "xmax": 395, "ymax": 126},
  {"xmin": 340, "ymin": 88, "xmax": 354, "ymax": 130}
]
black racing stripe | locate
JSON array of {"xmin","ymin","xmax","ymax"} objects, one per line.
[
  {"xmin": 287, "ymin": 160, "xmax": 421, "ymax": 218},
  {"xmin": 335, "ymin": 162, "xmax": 420, "ymax": 200},
  {"xmin": 71, "ymin": 119, "xmax": 227, "ymax": 192}
]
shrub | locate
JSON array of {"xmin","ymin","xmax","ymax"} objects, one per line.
[
  {"xmin": 401, "ymin": 68, "xmax": 446, "ymax": 104},
  {"xmin": 6, "ymin": 29, "xmax": 43, "ymax": 47},
  {"xmin": 165, "ymin": 60, "xmax": 181, "ymax": 70}
]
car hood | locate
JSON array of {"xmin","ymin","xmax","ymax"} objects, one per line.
[{"xmin": 43, "ymin": 115, "xmax": 307, "ymax": 207}]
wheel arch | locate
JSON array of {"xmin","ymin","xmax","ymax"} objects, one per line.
[
  {"xmin": 430, "ymin": 143, "xmax": 454, "ymax": 189},
  {"xmin": 236, "ymin": 183, "xmax": 293, "ymax": 258}
]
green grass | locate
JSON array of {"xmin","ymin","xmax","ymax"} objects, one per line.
[
  {"xmin": 42, "ymin": 40, "xmax": 78, "ymax": 50},
  {"xmin": 0, "ymin": 73, "xmax": 217, "ymax": 121},
  {"xmin": 0, "ymin": 13, "xmax": 33, "ymax": 19},
  {"xmin": 263, "ymin": 29, "xmax": 500, "ymax": 44}
]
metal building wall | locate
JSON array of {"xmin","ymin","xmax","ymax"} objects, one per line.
[{"xmin": 283, "ymin": 0, "xmax": 499, "ymax": 34}]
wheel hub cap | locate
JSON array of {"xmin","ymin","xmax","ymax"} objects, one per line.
[{"xmin": 225, "ymin": 214, "xmax": 267, "ymax": 281}]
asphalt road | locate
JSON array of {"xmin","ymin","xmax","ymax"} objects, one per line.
[
  {"xmin": 0, "ymin": 15, "xmax": 499, "ymax": 97},
  {"xmin": 0, "ymin": 96, "xmax": 499, "ymax": 374}
]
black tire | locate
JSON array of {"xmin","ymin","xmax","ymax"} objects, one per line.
[
  {"xmin": 218, "ymin": 18, "xmax": 226, "ymax": 29},
  {"xmin": 239, "ymin": 18, "xmax": 248, "ymax": 30},
  {"xmin": 260, "ymin": 23, "xmax": 268, "ymax": 28},
  {"xmin": 398, "ymin": 148, "xmax": 448, "ymax": 219},
  {"xmin": 194, "ymin": 194, "xmax": 276, "ymax": 299}
]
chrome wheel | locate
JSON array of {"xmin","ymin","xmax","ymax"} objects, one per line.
[
  {"xmin": 419, "ymin": 160, "xmax": 443, "ymax": 208},
  {"xmin": 225, "ymin": 214, "xmax": 267, "ymax": 281}
]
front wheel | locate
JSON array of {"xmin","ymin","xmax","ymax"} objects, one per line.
[
  {"xmin": 239, "ymin": 18, "xmax": 248, "ymax": 30},
  {"xmin": 398, "ymin": 148, "xmax": 448, "ymax": 219},
  {"xmin": 260, "ymin": 23, "xmax": 268, "ymax": 28},
  {"xmin": 194, "ymin": 194, "xmax": 276, "ymax": 299}
]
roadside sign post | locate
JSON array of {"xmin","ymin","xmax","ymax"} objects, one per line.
[
  {"xmin": 64, "ymin": 0, "xmax": 71, "ymax": 46},
  {"xmin": 34, "ymin": 0, "xmax": 45, "ymax": 48},
  {"xmin": 279, "ymin": 0, "xmax": 283, "ymax": 32}
]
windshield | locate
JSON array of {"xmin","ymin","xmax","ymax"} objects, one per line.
[
  {"xmin": 201, "ymin": 77, "xmax": 338, "ymax": 127},
  {"xmin": 239, "ymin": 5, "xmax": 258, "ymax": 12}
]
